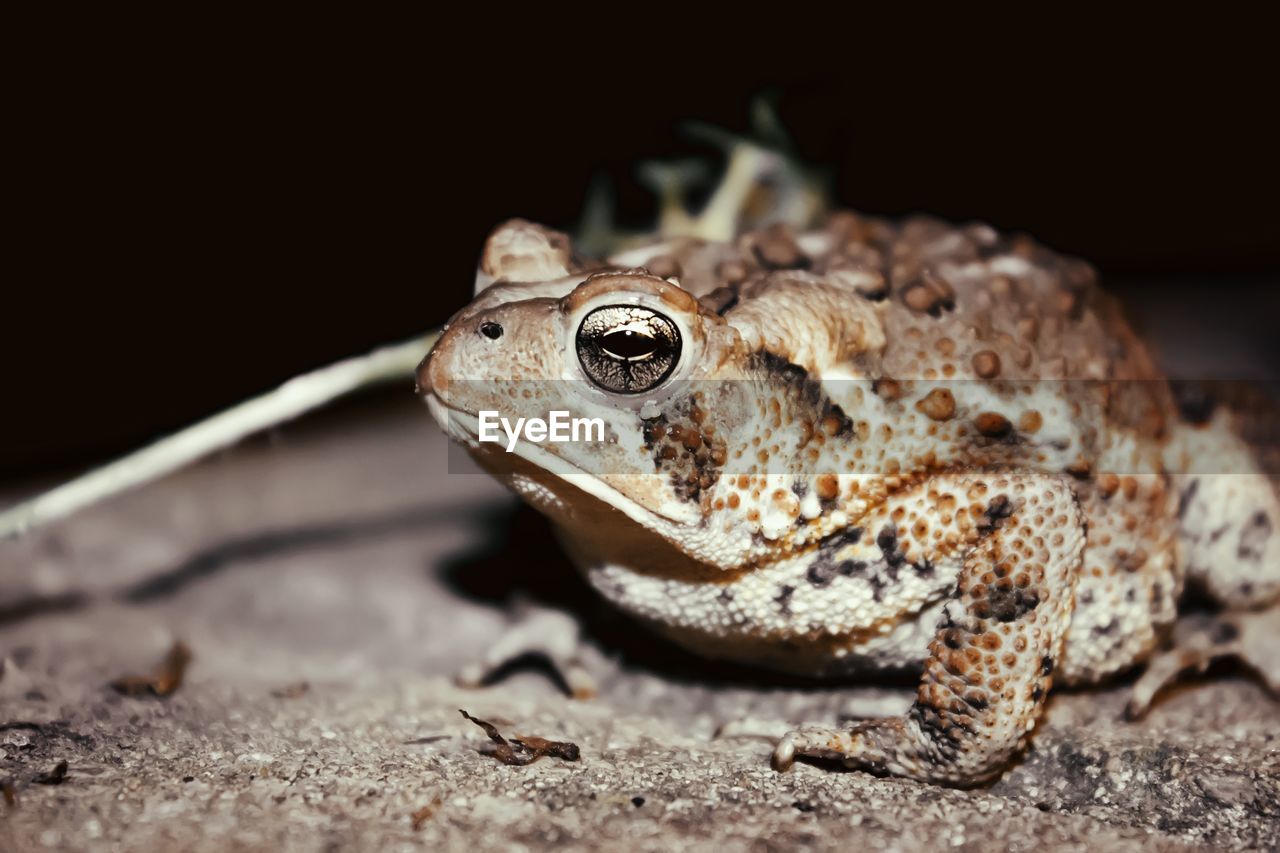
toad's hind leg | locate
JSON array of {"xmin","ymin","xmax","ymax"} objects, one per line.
[
  {"xmin": 1125, "ymin": 401, "xmax": 1280, "ymax": 717},
  {"xmin": 773, "ymin": 474, "xmax": 1086, "ymax": 785}
]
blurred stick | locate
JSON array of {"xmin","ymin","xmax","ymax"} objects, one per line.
[{"xmin": 0, "ymin": 331, "xmax": 440, "ymax": 540}]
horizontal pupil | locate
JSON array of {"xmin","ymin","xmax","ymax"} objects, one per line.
[{"xmin": 600, "ymin": 329, "xmax": 662, "ymax": 360}]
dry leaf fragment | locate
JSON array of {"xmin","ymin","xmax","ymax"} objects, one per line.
[
  {"xmin": 458, "ymin": 709, "xmax": 580, "ymax": 766},
  {"xmin": 410, "ymin": 798, "xmax": 442, "ymax": 830},
  {"xmin": 271, "ymin": 681, "xmax": 310, "ymax": 699},
  {"xmin": 110, "ymin": 642, "xmax": 192, "ymax": 697}
]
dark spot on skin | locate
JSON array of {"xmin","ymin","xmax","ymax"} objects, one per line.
[
  {"xmin": 753, "ymin": 352, "xmax": 821, "ymax": 406},
  {"xmin": 1079, "ymin": 590, "xmax": 1095, "ymax": 605},
  {"xmin": 877, "ymin": 526, "xmax": 906, "ymax": 569},
  {"xmin": 825, "ymin": 527, "xmax": 863, "ymax": 548},
  {"xmin": 963, "ymin": 693, "xmax": 989, "ymax": 712},
  {"xmin": 717, "ymin": 587, "xmax": 735, "ymax": 603},
  {"xmin": 806, "ymin": 528, "xmax": 865, "ymax": 587},
  {"xmin": 1040, "ymin": 656, "xmax": 1055, "ymax": 676},
  {"xmin": 632, "ymin": 797, "xmax": 645, "ymax": 807},
  {"xmin": 840, "ymin": 560, "xmax": 868, "ymax": 576},
  {"xmin": 910, "ymin": 705, "xmax": 963, "ymax": 756},
  {"xmin": 775, "ymin": 585, "xmax": 795, "ymax": 615},
  {"xmin": 807, "ymin": 561, "xmax": 836, "ymax": 588},
  {"xmin": 1238, "ymin": 511, "xmax": 1272, "ymax": 561},
  {"xmin": 1149, "ymin": 583, "xmax": 1164, "ymax": 615},
  {"xmin": 700, "ymin": 287, "xmax": 739, "ymax": 316},
  {"xmin": 1125, "ymin": 587, "xmax": 1137, "ymax": 603},
  {"xmin": 1031, "ymin": 686, "xmax": 1044, "ymax": 702},
  {"xmin": 1209, "ymin": 525, "xmax": 1229, "ymax": 543},
  {"xmin": 981, "ymin": 496, "xmax": 1014, "ymax": 530},
  {"xmin": 912, "ymin": 559, "xmax": 936, "ymax": 578},
  {"xmin": 1213, "ymin": 622, "xmax": 1240, "ymax": 644},
  {"xmin": 1092, "ymin": 618, "xmax": 1118, "ymax": 637},
  {"xmin": 1171, "ymin": 380, "xmax": 1216, "ymax": 425},
  {"xmin": 868, "ymin": 571, "xmax": 887, "ymax": 602},
  {"xmin": 989, "ymin": 586, "xmax": 1039, "ymax": 623},
  {"xmin": 642, "ymin": 400, "xmax": 724, "ymax": 503},
  {"xmin": 792, "ymin": 800, "xmax": 816, "ymax": 813},
  {"xmin": 750, "ymin": 352, "xmax": 854, "ymax": 437},
  {"xmin": 1177, "ymin": 479, "xmax": 1199, "ymax": 521},
  {"xmin": 791, "ymin": 480, "xmax": 809, "ymax": 499},
  {"xmin": 942, "ymin": 629, "xmax": 964, "ymax": 650}
]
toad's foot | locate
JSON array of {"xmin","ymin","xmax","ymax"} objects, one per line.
[
  {"xmin": 455, "ymin": 603, "xmax": 597, "ymax": 699},
  {"xmin": 773, "ymin": 474, "xmax": 1085, "ymax": 785},
  {"xmin": 1125, "ymin": 608, "xmax": 1280, "ymax": 720},
  {"xmin": 716, "ymin": 695, "xmax": 915, "ymax": 743}
]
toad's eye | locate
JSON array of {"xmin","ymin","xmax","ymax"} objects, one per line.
[{"xmin": 576, "ymin": 305, "xmax": 682, "ymax": 394}]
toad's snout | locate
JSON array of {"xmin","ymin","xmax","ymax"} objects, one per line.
[
  {"xmin": 414, "ymin": 346, "xmax": 443, "ymax": 397},
  {"xmin": 415, "ymin": 322, "xmax": 473, "ymax": 399},
  {"xmin": 415, "ymin": 316, "xmax": 509, "ymax": 400}
]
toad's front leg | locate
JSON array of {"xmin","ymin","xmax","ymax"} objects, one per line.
[{"xmin": 773, "ymin": 474, "xmax": 1086, "ymax": 785}]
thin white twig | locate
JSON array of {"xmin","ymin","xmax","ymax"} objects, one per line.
[{"xmin": 0, "ymin": 331, "xmax": 440, "ymax": 540}]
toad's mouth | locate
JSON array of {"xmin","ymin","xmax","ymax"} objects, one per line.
[{"xmin": 423, "ymin": 393, "xmax": 690, "ymax": 531}]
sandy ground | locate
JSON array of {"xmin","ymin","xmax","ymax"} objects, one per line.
[{"xmin": 1, "ymin": 391, "xmax": 1278, "ymax": 852}]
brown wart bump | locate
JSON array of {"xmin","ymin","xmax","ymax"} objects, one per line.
[
  {"xmin": 645, "ymin": 254, "xmax": 682, "ymax": 279},
  {"xmin": 1064, "ymin": 458, "xmax": 1092, "ymax": 479},
  {"xmin": 923, "ymin": 270, "xmax": 955, "ymax": 301},
  {"xmin": 972, "ymin": 350, "xmax": 1002, "ymax": 379},
  {"xmin": 816, "ymin": 474, "xmax": 840, "ymax": 501},
  {"xmin": 826, "ymin": 210, "xmax": 871, "ymax": 244},
  {"xmin": 716, "ymin": 258, "xmax": 750, "ymax": 285},
  {"xmin": 1018, "ymin": 410, "xmax": 1043, "ymax": 433},
  {"xmin": 1098, "ymin": 473, "xmax": 1120, "ymax": 499},
  {"xmin": 974, "ymin": 412, "xmax": 1013, "ymax": 438},
  {"xmin": 916, "ymin": 389, "xmax": 957, "ymax": 421},
  {"xmin": 1055, "ymin": 288, "xmax": 1081, "ymax": 318},
  {"xmin": 1121, "ymin": 549, "xmax": 1148, "ymax": 572},
  {"xmin": 873, "ymin": 378, "xmax": 904, "ymax": 401},
  {"xmin": 1017, "ymin": 316, "xmax": 1040, "ymax": 343},
  {"xmin": 903, "ymin": 283, "xmax": 941, "ymax": 314},
  {"xmin": 751, "ymin": 224, "xmax": 809, "ymax": 270}
]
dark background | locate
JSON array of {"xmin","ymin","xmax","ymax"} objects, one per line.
[{"xmin": 5, "ymin": 45, "xmax": 1278, "ymax": 482}]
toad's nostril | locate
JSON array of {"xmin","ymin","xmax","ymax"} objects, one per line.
[{"xmin": 479, "ymin": 321, "xmax": 504, "ymax": 340}]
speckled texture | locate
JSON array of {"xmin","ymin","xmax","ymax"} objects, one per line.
[
  {"xmin": 420, "ymin": 215, "xmax": 1280, "ymax": 782},
  {"xmin": 2, "ymin": 400, "xmax": 1277, "ymax": 850}
]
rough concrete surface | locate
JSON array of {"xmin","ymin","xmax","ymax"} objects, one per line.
[{"xmin": 2, "ymin": 395, "xmax": 1278, "ymax": 852}]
